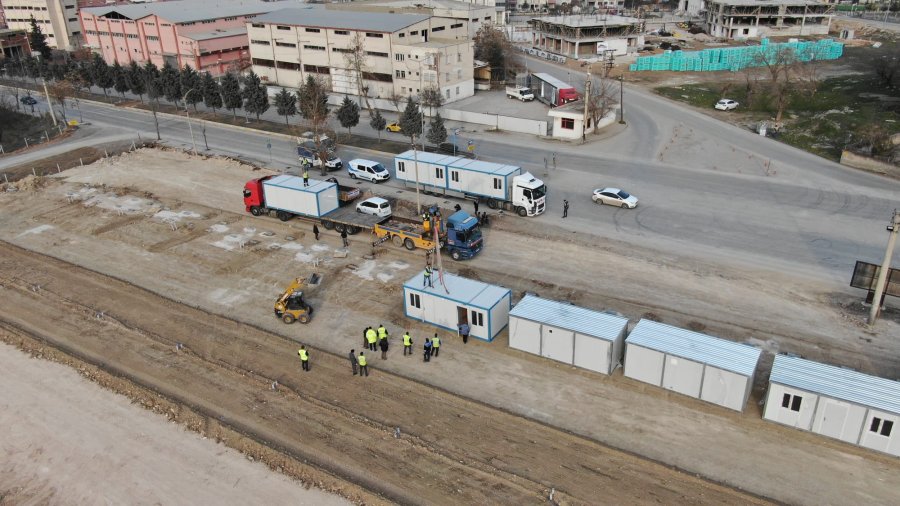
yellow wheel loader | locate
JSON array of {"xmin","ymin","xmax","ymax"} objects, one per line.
[{"xmin": 274, "ymin": 274, "xmax": 320, "ymax": 324}]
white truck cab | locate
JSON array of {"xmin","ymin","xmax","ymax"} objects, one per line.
[
  {"xmin": 506, "ymin": 86, "xmax": 535, "ymax": 102},
  {"xmin": 510, "ymin": 172, "xmax": 546, "ymax": 216}
]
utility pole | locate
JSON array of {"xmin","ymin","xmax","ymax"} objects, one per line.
[
  {"xmin": 582, "ymin": 71, "xmax": 591, "ymax": 143},
  {"xmin": 42, "ymin": 78, "xmax": 58, "ymax": 127},
  {"xmin": 618, "ymin": 75, "xmax": 625, "ymax": 125},
  {"xmin": 868, "ymin": 209, "xmax": 900, "ymax": 326}
]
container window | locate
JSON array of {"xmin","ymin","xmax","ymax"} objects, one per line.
[
  {"xmin": 451, "ymin": 171, "xmax": 458, "ymax": 182},
  {"xmin": 781, "ymin": 393, "xmax": 802, "ymax": 411},
  {"xmin": 398, "ymin": 161, "xmax": 405, "ymax": 173},
  {"xmin": 870, "ymin": 417, "xmax": 893, "ymax": 436},
  {"xmin": 470, "ymin": 310, "xmax": 484, "ymax": 327},
  {"xmin": 493, "ymin": 178, "xmax": 501, "ymax": 190},
  {"xmin": 409, "ymin": 293, "xmax": 420, "ymax": 308},
  {"xmin": 435, "ymin": 167, "xmax": 443, "ymax": 179}
]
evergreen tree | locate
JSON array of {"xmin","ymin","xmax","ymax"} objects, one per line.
[
  {"xmin": 200, "ymin": 72, "xmax": 222, "ymax": 116},
  {"xmin": 92, "ymin": 55, "xmax": 114, "ymax": 98},
  {"xmin": 297, "ymin": 74, "xmax": 329, "ymax": 121},
  {"xmin": 143, "ymin": 62, "xmax": 161, "ymax": 103},
  {"xmin": 273, "ymin": 87, "xmax": 296, "ymax": 125},
  {"xmin": 180, "ymin": 65, "xmax": 202, "ymax": 111},
  {"xmin": 77, "ymin": 60, "xmax": 94, "ymax": 88},
  {"xmin": 369, "ymin": 109, "xmax": 387, "ymax": 142},
  {"xmin": 112, "ymin": 62, "xmax": 129, "ymax": 97},
  {"xmin": 220, "ymin": 72, "xmax": 243, "ymax": 120},
  {"xmin": 426, "ymin": 112, "xmax": 447, "ymax": 147},
  {"xmin": 336, "ymin": 96, "xmax": 360, "ymax": 135},
  {"xmin": 126, "ymin": 62, "xmax": 146, "ymax": 103},
  {"xmin": 241, "ymin": 71, "xmax": 268, "ymax": 121},
  {"xmin": 160, "ymin": 61, "xmax": 182, "ymax": 105},
  {"xmin": 28, "ymin": 17, "xmax": 52, "ymax": 60},
  {"xmin": 22, "ymin": 56, "xmax": 39, "ymax": 83},
  {"xmin": 398, "ymin": 97, "xmax": 423, "ymax": 145}
]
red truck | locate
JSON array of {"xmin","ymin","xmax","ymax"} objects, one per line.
[{"xmin": 530, "ymin": 72, "xmax": 579, "ymax": 107}]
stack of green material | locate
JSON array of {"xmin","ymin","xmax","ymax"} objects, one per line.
[{"xmin": 628, "ymin": 39, "xmax": 844, "ymax": 73}]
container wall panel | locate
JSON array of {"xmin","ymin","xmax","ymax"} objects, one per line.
[
  {"xmin": 573, "ymin": 333, "xmax": 611, "ymax": 374},
  {"xmin": 624, "ymin": 344, "xmax": 664, "ymax": 386},
  {"xmin": 540, "ymin": 325, "xmax": 574, "ymax": 364},
  {"xmin": 858, "ymin": 409, "xmax": 900, "ymax": 457},
  {"xmin": 700, "ymin": 367, "xmax": 749, "ymax": 411},
  {"xmin": 405, "ymin": 288, "xmax": 424, "ymax": 319},
  {"xmin": 661, "ymin": 355, "xmax": 703, "ymax": 398},
  {"xmin": 762, "ymin": 384, "xmax": 817, "ymax": 430},
  {"xmin": 508, "ymin": 317, "xmax": 541, "ymax": 355},
  {"xmin": 812, "ymin": 398, "xmax": 867, "ymax": 444},
  {"xmin": 489, "ymin": 294, "xmax": 510, "ymax": 341}
]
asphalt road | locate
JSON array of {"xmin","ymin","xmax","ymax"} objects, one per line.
[{"xmin": 2, "ymin": 79, "xmax": 898, "ymax": 290}]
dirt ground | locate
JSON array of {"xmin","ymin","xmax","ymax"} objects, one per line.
[
  {"xmin": 0, "ymin": 148, "xmax": 898, "ymax": 504},
  {"xmin": 0, "ymin": 341, "xmax": 353, "ymax": 506}
]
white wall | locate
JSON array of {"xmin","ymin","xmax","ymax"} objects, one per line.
[
  {"xmin": 811, "ymin": 398, "xmax": 868, "ymax": 444},
  {"xmin": 509, "ymin": 317, "xmax": 541, "ymax": 355},
  {"xmin": 440, "ymin": 108, "xmax": 549, "ymax": 136},
  {"xmin": 490, "ymin": 295, "xmax": 510, "ymax": 340},
  {"xmin": 700, "ymin": 367, "xmax": 750, "ymax": 412},
  {"xmin": 573, "ymin": 334, "xmax": 611, "ymax": 374},
  {"xmin": 763, "ymin": 384, "xmax": 818, "ymax": 430},
  {"xmin": 623, "ymin": 344, "xmax": 664, "ymax": 386},
  {"xmin": 859, "ymin": 409, "xmax": 900, "ymax": 457},
  {"xmin": 661, "ymin": 355, "xmax": 704, "ymax": 398},
  {"xmin": 541, "ymin": 325, "xmax": 574, "ymax": 364}
]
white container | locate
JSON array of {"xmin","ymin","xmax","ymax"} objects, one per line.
[{"xmin": 262, "ymin": 174, "xmax": 339, "ymax": 218}]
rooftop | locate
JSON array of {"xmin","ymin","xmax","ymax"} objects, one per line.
[
  {"xmin": 83, "ymin": 0, "xmax": 299, "ymax": 24},
  {"xmin": 404, "ymin": 270, "xmax": 509, "ymax": 309},
  {"xmin": 183, "ymin": 27, "xmax": 248, "ymax": 41},
  {"xmin": 531, "ymin": 14, "xmax": 642, "ymax": 28},
  {"xmin": 509, "ymin": 295, "xmax": 628, "ymax": 342},
  {"xmin": 626, "ymin": 319, "xmax": 762, "ymax": 377},
  {"xmin": 770, "ymin": 355, "xmax": 900, "ymax": 415},
  {"xmin": 253, "ymin": 7, "xmax": 430, "ymax": 32},
  {"xmin": 396, "ymin": 150, "xmax": 520, "ymax": 176}
]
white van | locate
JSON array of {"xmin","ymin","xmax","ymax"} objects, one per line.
[{"xmin": 348, "ymin": 159, "xmax": 390, "ymax": 183}]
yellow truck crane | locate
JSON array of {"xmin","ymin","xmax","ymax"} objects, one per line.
[{"xmin": 274, "ymin": 274, "xmax": 319, "ymax": 324}]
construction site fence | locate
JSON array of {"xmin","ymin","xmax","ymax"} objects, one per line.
[{"xmin": 628, "ymin": 38, "xmax": 844, "ymax": 73}]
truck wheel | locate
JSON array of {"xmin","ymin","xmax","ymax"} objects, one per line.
[
  {"xmin": 322, "ymin": 221, "xmax": 334, "ymax": 230},
  {"xmin": 348, "ymin": 226, "xmax": 361, "ymax": 235},
  {"xmin": 451, "ymin": 250, "xmax": 462, "ymax": 261},
  {"xmin": 277, "ymin": 211, "xmax": 291, "ymax": 222},
  {"xmin": 282, "ymin": 313, "xmax": 295, "ymax": 324},
  {"xmin": 250, "ymin": 207, "xmax": 263, "ymax": 216},
  {"xmin": 334, "ymin": 223, "xmax": 346, "ymax": 233},
  {"xmin": 298, "ymin": 314, "xmax": 310, "ymax": 324},
  {"xmin": 404, "ymin": 238, "xmax": 415, "ymax": 250},
  {"xmin": 487, "ymin": 199, "xmax": 499, "ymax": 210},
  {"xmin": 392, "ymin": 235, "xmax": 403, "ymax": 247},
  {"xmin": 517, "ymin": 206, "xmax": 528, "ymax": 217}
]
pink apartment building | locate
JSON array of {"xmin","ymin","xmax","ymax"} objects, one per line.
[{"xmin": 80, "ymin": 0, "xmax": 293, "ymax": 75}]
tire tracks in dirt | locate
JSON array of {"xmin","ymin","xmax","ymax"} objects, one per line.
[{"xmin": 0, "ymin": 240, "xmax": 773, "ymax": 505}]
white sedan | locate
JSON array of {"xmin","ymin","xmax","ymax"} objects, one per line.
[
  {"xmin": 356, "ymin": 197, "xmax": 392, "ymax": 217},
  {"xmin": 715, "ymin": 99, "xmax": 739, "ymax": 111},
  {"xmin": 592, "ymin": 188, "xmax": 638, "ymax": 209}
]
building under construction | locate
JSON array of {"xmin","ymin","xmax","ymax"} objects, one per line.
[
  {"xmin": 704, "ymin": 0, "xmax": 834, "ymax": 39},
  {"xmin": 529, "ymin": 14, "xmax": 644, "ymax": 59}
]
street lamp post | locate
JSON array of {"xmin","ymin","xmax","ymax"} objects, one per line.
[
  {"xmin": 182, "ymin": 88, "xmax": 200, "ymax": 154},
  {"xmin": 868, "ymin": 210, "xmax": 900, "ymax": 326},
  {"xmin": 618, "ymin": 75, "xmax": 625, "ymax": 125}
]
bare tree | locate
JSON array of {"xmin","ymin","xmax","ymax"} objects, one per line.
[
  {"xmin": 473, "ymin": 26, "xmax": 523, "ymax": 82},
  {"xmin": 586, "ymin": 77, "xmax": 618, "ymax": 134},
  {"xmin": 342, "ymin": 32, "xmax": 372, "ymax": 112},
  {"xmin": 753, "ymin": 46, "xmax": 799, "ymax": 123},
  {"xmin": 297, "ymin": 75, "xmax": 333, "ymax": 176},
  {"xmin": 387, "ymin": 92, "xmax": 404, "ymax": 112},
  {"xmin": 48, "ymin": 79, "xmax": 75, "ymax": 122},
  {"xmin": 795, "ymin": 44, "xmax": 826, "ymax": 98}
]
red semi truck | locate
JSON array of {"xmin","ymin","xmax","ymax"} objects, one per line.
[{"xmin": 530, "ymin": 72, "xmax": 579, "ymax": 107}]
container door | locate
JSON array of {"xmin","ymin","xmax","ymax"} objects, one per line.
[
  {"xmin": 457, "ymin": 306, "xmax": 468, "ymax": 325},
  {"xmin": 820, "ymin": 401, "xmax": 849, "ymax": 440}
]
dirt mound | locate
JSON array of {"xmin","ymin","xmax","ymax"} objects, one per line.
[{"xmin": 11, "ymin": 175, "xmax": 48, "ymax": 192}]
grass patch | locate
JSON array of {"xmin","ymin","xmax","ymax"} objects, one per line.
[
  {"xmin": 0, "ymin": 104, "xmax": 62, "ymax": 153},
  {"xmin": 656, "ymin": 74, "xmax": 900, "ymax": 161}
]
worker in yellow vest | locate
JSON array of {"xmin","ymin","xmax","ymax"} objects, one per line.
[
  {"xmin": 365, "ymin": 327, "xmax": 377, "ymax": 352},
  {"xmin": 302, "ymin": 163, "xmax": 310, "ymax": 187},
  {"xmin": 423, "ymin": 265, "xmax": 433, "ymax": 288},
  {"xmin": 403, "ymin": 331, "xmax": 413, "ymax": 356},
  {"xmin": 377, "ymin": 324, "xmax": 388, "ymax": 341},
  {"xmin": 298, "ymin": 345, "xmax": 310, "ymax": 372},
  {"xmin": 431, "ymin": 333, "xmax": 441, "ymax": 357},
  {"xmin": 357, "ymin": 351, "xmax": 369, "ymax": 377}
]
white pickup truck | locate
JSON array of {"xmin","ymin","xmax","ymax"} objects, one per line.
[{"xmin": 506, "ymin": 86, "xmax": 535, "ymax": 102}]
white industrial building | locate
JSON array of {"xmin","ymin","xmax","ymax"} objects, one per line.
[
  {"xmin": 624, "ymin": 320, "xmax": 762, "ymax": 412},
  {"xmin": 508, "ymin": 294, "xmax": 629, "ymax": 375},
  {"xmin": 403, "ymin": 271, "xmax": 511, "ymax": 342},
  {"xmin": 764, "ymin": 355, "xmax": 900, "ymax": 457}
]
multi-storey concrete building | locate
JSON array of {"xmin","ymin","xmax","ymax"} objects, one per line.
[
  {"xmin": 0, "ymin": 27, "xmax": 31, "ymax": 58},
  {"xmin": 1, "ymin": 0, "xmax": 83, "ymax": 50},
  {"xmin": 247, "ymin": 7, "xmax": 475, "ymax": 104},
  {"xmin": 329, "ymin": 0, "xmax": 501, "ymax": 36},
  {"xmin": 529, "ymin": 14, "xmax": 644, "ymax": 59},
  {"xmin": 80, "ymin": 0, "xmax": 291, "ymax": 74},
  {"xmin": 704, "ymin": 0, "xmax": 833, "ymax": 39}
]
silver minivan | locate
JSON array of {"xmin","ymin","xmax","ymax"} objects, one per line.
[{"xmin": 348, "ymin": 159, "xmax": 390, "ymax": 183}]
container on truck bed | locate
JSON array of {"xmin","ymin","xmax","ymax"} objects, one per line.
[
  {"xmin": 530, "ymin": 73, "xmax": 579, "ymax": 107},
  {"xmin": 393, "ymin": 150, "xmax": 547, "ymax": 217}
]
